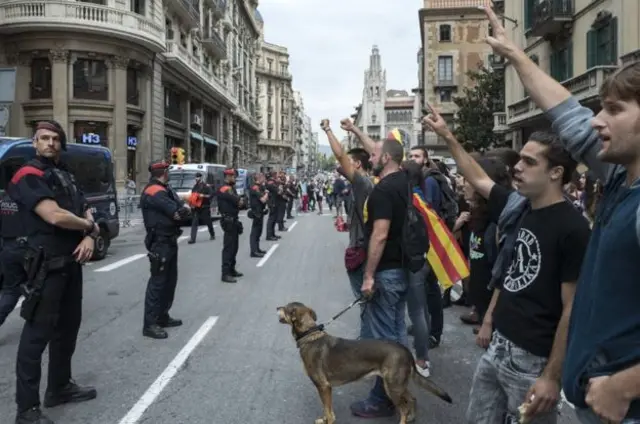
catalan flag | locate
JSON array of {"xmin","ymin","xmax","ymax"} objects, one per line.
[{"xmin": 412, "ymin": 188, "xmax": 469, "ymax": 289}]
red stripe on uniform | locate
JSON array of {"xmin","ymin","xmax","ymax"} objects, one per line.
[{"xmin": 10, "ymin": 166, "xmax": 45, "ymax": 185}]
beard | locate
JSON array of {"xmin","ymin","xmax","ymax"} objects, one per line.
[{"xmin": 372, "ymin": 163, "xmax": 384, "ymax": 177}]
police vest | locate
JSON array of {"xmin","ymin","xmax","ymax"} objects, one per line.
[
  {"xmin": 0, "ymin": 192, "xmax": 26, "ymax": 239},
  {"xmin": 26, "ymin": 159, "xmax": 85, "ymax": 217}
]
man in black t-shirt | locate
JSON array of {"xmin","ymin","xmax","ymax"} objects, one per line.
[
  {"xmin": 423, "ymin": 109, "xmax": 590, "ymax": 423},
  {"xmin": 349, "ymin": 138, "xmax": 411, "ymax": 419}
]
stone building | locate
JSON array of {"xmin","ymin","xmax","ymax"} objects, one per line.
[
  {"xmin": 0, "ymin": 0, "xmax": 264, "ymax": 189},
  {"xmin": 495, "ymin": 0, "xmax": 640, "ymax": 150},
  {"xmin": 255, "ymin": 38, "xmax": 295, "ymax": 171},
  {"xmin": 417, "ymin": 0, "xmax": 493, "ymax": 155}
]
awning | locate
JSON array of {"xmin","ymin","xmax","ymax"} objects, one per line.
[
  {"xmin": 203, "ymin": 135, "xmax": 219, "ymax": 147},
  {"xmin": 190, "ymin": 131, "xmax": 203, "ymax": 141}
]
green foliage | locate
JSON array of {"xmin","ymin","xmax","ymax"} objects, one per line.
[
  {"xmin": 317, "ymin": 153, "xmax": 336, "ymax": 171},
  {"xmin": 452, "ymin": 66, "xmax": 506, "ymax": 152}
]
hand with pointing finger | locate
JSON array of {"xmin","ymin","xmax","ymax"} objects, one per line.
[
  {"xmin": 421, "ymin": 103, "xmax": 452, "ymax": 138},
  {"xmin": 481, "ymin": 0, "xmax": 518, "ymax": 58}
]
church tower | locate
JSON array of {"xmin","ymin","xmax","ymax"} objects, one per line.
[{"xmin": 361, "ymin": 45, "xmax": 387, "ymax": 140}]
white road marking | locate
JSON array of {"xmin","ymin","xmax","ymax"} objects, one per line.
[
  {"xmin": 256, "ymin": 244, "xmax": 279, "ymax": 267},
  {"xmin": 94, "ymin": 254, "xmax": 147, "ymax": 272},
  {"xmin": 178, "ymin": 235, "xmax": 189, "ymax": 242},
  {"xmin": 13, "ymin": 297, "xmax": 23, "ymax": 310},
  {"xmin": 287, "ymin": 221, "xmax": 298, "ymax": 232},
  {"xmin": 117, "ymin": 316, "xmax": 219, "ymax": 424}
]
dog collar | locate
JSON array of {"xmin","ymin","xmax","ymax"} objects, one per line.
[{"xmin": 295, "ymin": 324, "xmax": 325, "ymax": 342}]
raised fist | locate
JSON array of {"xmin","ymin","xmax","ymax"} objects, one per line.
[
  {"xmin": 340, "ymin": 118, "xmax": 355, "ymax": 132},
  {"xmin": 320, "ymin": 119, "xmax": 330, "ymax": 131}
]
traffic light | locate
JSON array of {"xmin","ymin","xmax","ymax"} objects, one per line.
[{"xmin": 170, "ymin": 147, "xmax": 185, "ymax": 165}]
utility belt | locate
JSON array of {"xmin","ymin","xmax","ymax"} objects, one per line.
[
  {"xmin": 21, "ymin": 247, "xmax": 75, "ymax": 322},
  {"xmin": 144, "ymin": 227, "xmax": 182, "ymax": 250},
  {"xmin": 2, "ymin": 236, "xmax": 27, "ymax": 249},
  {"xmin": 247, "ymin": 208, "xmax": 264, "ymax": 220},
  {"xmin": 220, "ymin": 215, "xmax": 243, "ymax": 234}
]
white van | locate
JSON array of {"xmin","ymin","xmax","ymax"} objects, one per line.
[{"xmin": 168, "ymin": 163, "xmax": 226, "ymax": 220}]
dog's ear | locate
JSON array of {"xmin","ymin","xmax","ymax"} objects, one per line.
[{"xmin": 307, "ymin": 307, "xmax": 317, "ymax": 321}]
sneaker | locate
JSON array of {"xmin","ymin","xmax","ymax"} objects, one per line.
[
  {"xmin": 416, "ymin": 360, "xmax": 431, "ymax": 378},
  {"xmin": 350, "ymin": 398, "xmax": 395, "ymax": 418}
]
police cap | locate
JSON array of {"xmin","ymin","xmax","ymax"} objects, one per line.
[
  {"xmin": 148, "ymin": 160, "xmax": 170, "ymax": 172},
  {"xmin": 223, "ymin": 168, "xmax": 237, "ymax": 176},
  {"xmin": 35, "ymin": 120, "xmax": 67, "ymax": 150}
]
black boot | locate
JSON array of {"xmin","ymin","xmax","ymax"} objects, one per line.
[
  {"xmin": 43, "ymin": 381, "xmax": 97, "ymax": 408},
  {"xmin": 231, "ymin": 270, "xmax": 244, "ymax": 278},
  {"xmin": 15, "ymin": 407, "xmax": 54, "ymax": 424},
  {"xmin": 158, "ymin": 316, "xmax": 183, "ymax": 328},
  {"xmin": 142, "ymin": 324, "xmax": 168, "ymax": 339},
  {"xmin": 221, "ymin": 275, "xmax": 237, "ymax": 283},
  {"xmin": 258, "ymin": 248, "xmax": 267, "ymax": 254},
  {"xmin": 250, "ymin": 252, "xmax": 265, "ymax": 258}
]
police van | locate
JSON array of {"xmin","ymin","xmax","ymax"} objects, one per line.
[
  {"xmin": 0, "ymin": 137, "xmax": 119, "ymax": 260},
  {"xmin": 167, "ymin": 163, "xmax": 226, "ymax": 222}
]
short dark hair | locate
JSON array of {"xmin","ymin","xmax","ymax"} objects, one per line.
[
  {"xmin": 410, "ymin": 145, "xmax": 428, "ymax": 158},
  {"xmin": 382, "ymin": 140, "xmax": 404, "ymax": 165},
  {"xmin": 528, "ymin": 131, "xmax": 576, "ymax": 185},
  {"xmin": 486, "ymin": 147, "xmax": 520, "ymax": 174},
  {"xmin": 347, "ymin": 147, "xmax": 371, "ymax": 171}
]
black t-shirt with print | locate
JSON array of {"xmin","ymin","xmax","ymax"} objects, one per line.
[
  {"xmin": 364, "ymin": 171, "xmax": 408, "ymax": 271},
  {"xmin": 488, "ymin": 184, "xmax": 591, "ymax": 358},
  {"xmin": 468, "ymin": 223, "xmax": 497, "ymax": 315}
]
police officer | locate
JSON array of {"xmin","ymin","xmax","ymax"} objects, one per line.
[
  {"xmin": 276, "ymin": 172, "xmax": 288, "ymax": 232},
  {"xmin": 285, "ymin": 177, "xmax": 297, "ymax": 219},
  {"xmin": 8, "ymin": 120, "xmax": 98, "ymax": 424},
  {"xmin": 248, "ymin": 173, "xmax": 268, "ymax": 258},
  {"xmin": 140, "ymin": 160, "xmax": 190, "ymax": 339},
  {"xmin": 218, "ymin": 168, "xmax": 245, "ymax": 283},
  {"xmin": 0, "ymin": 190, "xmax": 28, "ymax": 327},
  {"xmin": 265, "ymin": 172, "xmax": 280, "ymax": 241},
  {"xmin": 187, "ymin": 172, "xmax": 215, "ymax": 244}
]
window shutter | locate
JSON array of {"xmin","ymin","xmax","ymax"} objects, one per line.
[
  {"xmin": 609, "ymin": 17, "xmax": 618, "ymax": 65},
  {"xmin": 567, "ymin": 42, "xmax": 574, "ymax": 79},
  {"xmin": 524, "ymin": 0, "xmax": 531, "ymax": 30},
  {"xmin": 586, "ymin": 29, "xmax": 596, "ymax": 69}
]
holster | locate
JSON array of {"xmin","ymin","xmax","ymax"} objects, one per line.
[
  {"xmin": 21, "ymin": 247, "xmax": 47, "ymax": 322},
  {"xmin": 220, "ymin": 216, "xmax": 237, "ymax": 233},
  {"xmin": 148, "ymin": 251, "xmax": 166, "ymax": 276},
  {"xmin": 144, "ymin": 230, "xmax": 156, "ymax": 251}
]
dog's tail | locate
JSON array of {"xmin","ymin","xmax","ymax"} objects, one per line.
[{"xmin": 412, "ymin": 368, "xmax": 453, "ymax": 404}]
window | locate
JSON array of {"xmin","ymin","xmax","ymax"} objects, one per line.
[
  {"xmin": 127, "ymin": 67, "xmax": 139, "ymax": 105},
  {"xmin": 439, "ymin": 25, "xmax": 451, "ymax": 42},
  {"xmin": 550, "ymin": 43, "xmax": 573, "ymax": 82},
  {"xmin": 73, "ymin": 59, "xmax": 108, "ymax": 100},
  {"xmin": 30, "ymin": 58, "xmax": 52, "ymax": 99},
  {"xmin": 437, "ymin": 56, "xmax": 453, "ymax": 83},
  {"xmin": 267, "ymin": 130, "xmax": 272, "ymax": 139},
  {"xmin": 131, "ymin": 0, "xmax": 145, "ymax": 15},
  {"xmin": 524, "ymin": 0, "xmax": 535, "ymax": 30},
  {"xmin": 164, "ymin": 87, "xmax": 182, "ymax": 122},
  {"xmin": 165, "ymin": 18, "xmax": 174, "ymax": 39},
  {"xmin": 74, "ymin": 121, "xmax": 108, "ymax": 147},
  {"xmin": 587, "ymin": 17, "xmax": 618, "ymax": 68},
  {"xmin": 281, "ymin": 131, "xmax": 285, "ymax": 140},
  {"xmin": 439, "ymin": 89, "xmax": 452, "ymax": 102}
]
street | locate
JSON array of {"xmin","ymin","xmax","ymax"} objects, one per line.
[{"xmin": 0, "ymin": 213, "xmax": 580, "ymax": 424}]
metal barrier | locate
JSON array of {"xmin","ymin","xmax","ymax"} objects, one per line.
[{"xmin": 118, "ymin": 195, "xmax": 143, "ymax": 227}]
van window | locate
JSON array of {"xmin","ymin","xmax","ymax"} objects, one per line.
[
  {"xmin": 168, "ymin": 171, "xmax": 198, "ymax": 190},
  {"xmin": 64, "ymin": 151, "xmax": 114, "ymax": 194}
]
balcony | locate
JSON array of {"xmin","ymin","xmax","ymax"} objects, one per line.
[
  {"xmin": 202, "ymin": 28, "xmax": 227, "ymax": 59},
  {"xmin": 204, "ymin": 0, "xmax": 225, "ymax": 18},
  {"xmin": 489, "ymin": 54, "xmax": 505, "ymax": 70},
  {"xmin": 424, "ymin": 0, "xmax": 484, "ymax": 9},
  {"xmin": 164, "ymin": 41, "xmax": 234, "ymax": 107},
  {"xmin": 493, "ymin": 112, "xmax": 509, "ymax": 134},
  {"xmin": 507, "ymin": 66, "xmax": 617, "ymax": 125},
  {"xmin": 258, "ymin": 138, "xmax": 289, "ymax": 148},
  {"xmin": 530, "ymin": 0, "xmax": 573, "ymax": 39},
  {"xmin": 0, "ymin": 0, "xmax": 164, "ymax": 52},
  {"xmin": 255, "ymin": 66, "xmax": 292, "ymax": 80},
  {"xmin": 167, "ymin": 0, "xmax": 201, "ymax": 29},
  {"xmin": 433, "ymin": 76, "xmax": 459, "ymax": 88}
]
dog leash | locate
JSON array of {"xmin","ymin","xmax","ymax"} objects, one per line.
[{"xmin": 319, "ymin": 296, "xmax": 366, "ymax": 328}]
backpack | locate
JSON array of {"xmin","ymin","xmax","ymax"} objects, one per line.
[
  {"xmin": 402, "ymin": 186, "xmax": 431, "ymax": 273},
  {"xmin": 425, "ymin": 169, "xmax": 459, "ymax": 230}
]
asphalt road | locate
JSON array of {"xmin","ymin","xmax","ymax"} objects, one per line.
[{"xmin": 0, "ymin": 212, "xmax": 581, "ymax": 424}]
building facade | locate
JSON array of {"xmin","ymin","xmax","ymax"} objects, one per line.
[
  {"xmin": 496, "ymin": 0, "xmax": 640, "ymax": 150},
  {"xmin": 299, "ymin": 114, "xmax": 312, "ymax": 170},
  {"xmin": 255, "ymin": 39, "xmax": 295, "ymax": 172},
  {"xmin": 418, "ymin": 0, "xmax": 493, "ymax": 155},
  {"xmin": 0, "ymin": 0, "xmax": 263, "ymax": 189}
]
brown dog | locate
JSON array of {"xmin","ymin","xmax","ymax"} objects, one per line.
[{"xmin": 277, "ymin": 301, "xmax": 452, "ymax": 424}]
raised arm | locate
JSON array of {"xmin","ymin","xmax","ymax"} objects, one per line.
[
  {"xmin": 340, "ymin": 119, "xmax": 377, "ymax": 155},
  {"xmin": 422, "ymin": 104, "xmax": 495, "ymax": 199},
  {"xmin": 321, "ymin": 119, "xmax": 356, "ymax": 182},
  {"xmin": 482, "ymin": 0, "xmax": 613, "ymax": 181}
]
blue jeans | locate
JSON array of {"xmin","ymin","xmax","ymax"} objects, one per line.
[
  {"xmin": 360, "ymin": 268, "xmax": 409, "ymax": 404},
  {"xmin": 407, "ymin": 264, "xmax": 430, "ymax": 361},
  {"xmin": 575, "ymin": 408, "xmax": 640, "ymax": 424},
  {"xmin": 347, "ymin": 263, "xmax": 366, "ymax": 339}
]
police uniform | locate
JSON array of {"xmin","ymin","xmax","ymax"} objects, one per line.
[
  {"xmin": 188, "ymin": 174, "xmax": 215, "ymax": 243},
  {"xmin": 8, "ymin": 120, "xmax": 96, "ymax": 424},
  {"xmin": 218, "ymin": 168, "xmax": 244, "ymax": 283},
  {"xmin": 140, "ymin": 160, "xmax": 188, "ymax": 339},
  {"xmin": 285, "ymin": 180, "xmax": 296, "ymax": 219},
  {"xmin": 265, "ymin": 175, "xmax": 280, "ymax": 240},
  {"xmin": 276, "ymin": 175, "xmax": 288, "ymax": 231},
  {"xmin": 248, "ymin": 183, "xmax": 267, "ymax": 257},
  {"xmin": 0, "ymin": 191, "xmax": 27, "ymax": 326}
]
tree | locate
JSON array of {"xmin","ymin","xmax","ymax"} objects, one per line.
[
  {"xmin": 452, "ymin": 65, "xmax": 506, "ymax": 152},
  {"xmin": 317, "ymin": 153, "xmax": 336, "ymax": 172}
]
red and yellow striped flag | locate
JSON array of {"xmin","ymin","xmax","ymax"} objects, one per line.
[{"xmin": 413, "ymin": 189, "xmax": 470, "ymax": 289}]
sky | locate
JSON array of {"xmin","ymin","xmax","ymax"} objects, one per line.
[{"xmin": 257, "ymin": 0, "xmax": 422, "ymax": 145}]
